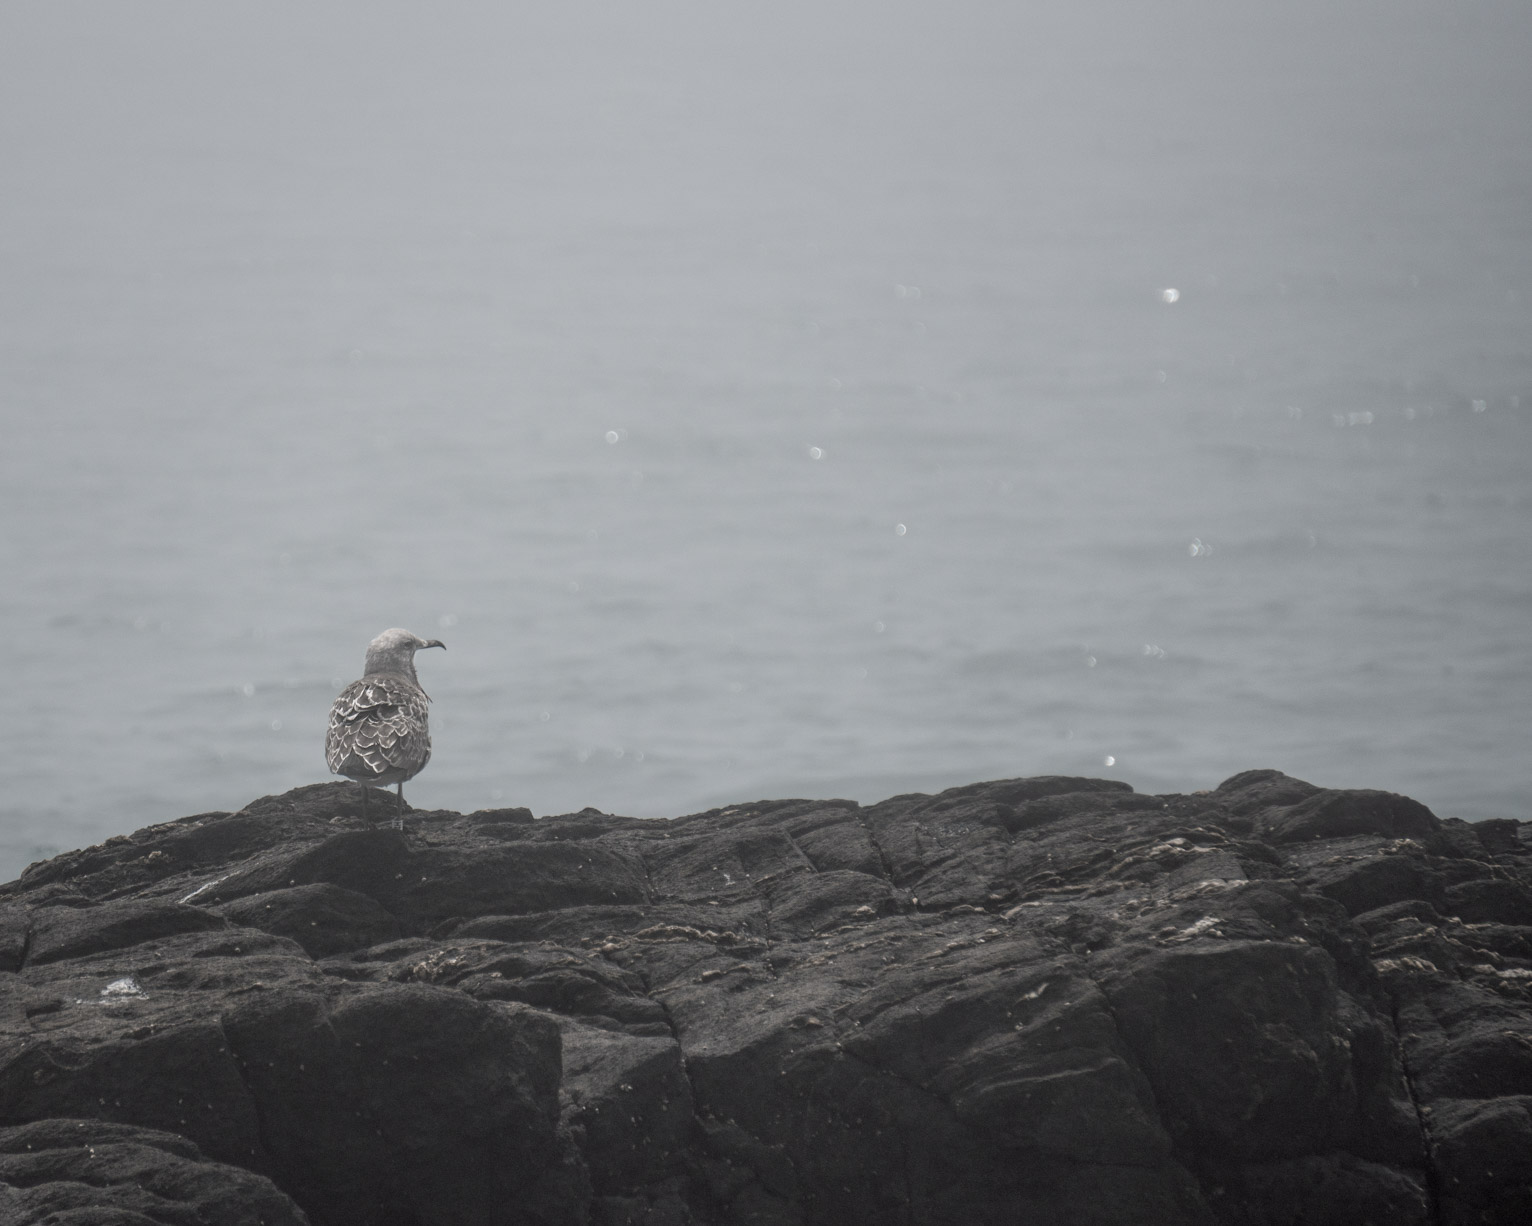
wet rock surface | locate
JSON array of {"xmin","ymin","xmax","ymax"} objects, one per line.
[{"xmin": 1, "ymin": 770, "xmax": 1528, "ymax": 1225}]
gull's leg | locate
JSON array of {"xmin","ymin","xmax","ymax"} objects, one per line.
[
  {"xmin": 393, "ymin": 783, "xmax": 405, "ymax": 831},
  {"xmin": 360, "ymin": 783, "xmax": 371, "ymax": 828}
]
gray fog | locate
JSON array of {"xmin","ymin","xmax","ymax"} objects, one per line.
[{"xmin": 2, "ymin": 0, "xmax": 1529, "ymax": 879}]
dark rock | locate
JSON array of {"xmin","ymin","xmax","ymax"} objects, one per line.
[
  {"xmin": 1352, "ymin": 899, "xmax": 1443, "ymax": 934},
  {"xmin": 216, "ymin": 981, "xmax": 569, "ymax": 1226},
  {"xmin": 395, "ymin": 842, "xmax": 651, "ymax": 926},
  {"xmin": 468, "ymin": 806, "xmax": 536, "ymax": 826},
  {"xmin": 321, "ymin": 987, "xmax": 562, "ymax": 1223},
  {"xmin": 1298, "ymin": 841, "xmax": 1446, "ymax": 916},
  {"xmin": 561, "ymin": 1023, "xmax": 693, "ymax": 1195},
  {"xmin": 0, "ymin": 905, "xmax": 27, "ymax": 974},
  {"xmin": 213, "ymin": 883, "xmax": 401, "ymax": 957},
  {"xmin": 0, "ymin": 1117, "xmax": 308, "ymax": 1225},
  {"xmin": 1472, "ymin": 818, "xmax": 1526, "ymax": 855},
  {"xmin": 0, "ymin": 955, "xmax": 277, "ymax": 1167},
  {"xmin": 1431, "ymin": 1095, "xmax": 1532, "ymax": 1226},
  {"xmin": 367, "ymin": 937, "xmax": 667, "ymax": 1031},
  {"xmin": 1429, "ymin": 818, "xmax": 1492, "ymax": 861},
  {"xmin": 765, "ymin": 870, "xmax": 899, "ymax": 938},
  {"xmin": 1205, "ymin": 1151, "xmax": 1430, "ymax": 1225},
  {"xmin": 1443, "ymin": 878, "xmax": 1532, "ymax": 926},
  {"xmin": 1215, "ymin": 769, "xmax": 1324, "ymax": 815},
  {"xmin": 1002, "ymin": 784, "xmax": 1154, "ymax": 833},
  {"xmin": 195, "ymin": 828, "xmax": 416, "ymax": 906},
  {"xmin": 1102, "ymin": 940, "xmax": 1419, "ymax": 1164},
  {"xmin": 25, "ymin": 900, "xmax": 229, "ymax": 967},
  {"xmin": 1260, "ymin": 788, "xmax": 1440, "ymax": 844},
  {"xmin": 0, "ymin": 774, "xmax": 1528, "ymax": 1225}
]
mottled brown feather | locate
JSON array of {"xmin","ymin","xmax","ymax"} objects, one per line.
[{"xmin": 325, "ymin": 675, "xmax": 432, "ymax": 786}]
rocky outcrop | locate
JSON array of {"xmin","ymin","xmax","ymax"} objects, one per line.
[
  {"xmin": 1, "ymin": 770, "xmax": 1528, "ymax": 1225},
  {"xmin": 0, "ymin": 1117, "xmax": 310, "ymax": 1225}
]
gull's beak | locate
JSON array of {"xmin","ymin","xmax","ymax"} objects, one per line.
[{"xmin": 421, "ymin": 639, "xmax": 446, "ymax": 650}]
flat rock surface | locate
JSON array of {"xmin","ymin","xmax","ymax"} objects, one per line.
[{"xmin": 1, "ymin": 771, "xmax": 1529, "ymax": 1225}]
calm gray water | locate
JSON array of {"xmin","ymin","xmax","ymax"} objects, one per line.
[{"xmin": 3, "ymin": 1, "xmax": 1530, "ymax": 881}]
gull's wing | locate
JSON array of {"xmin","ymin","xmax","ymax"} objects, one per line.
[{"xmin": 325, "ymin": 677, "xmax": 432, "ymax": 783}]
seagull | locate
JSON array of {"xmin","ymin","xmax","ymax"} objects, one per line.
[{"xmin": 325, "ymin": 628, "xmax": 445, "ymax": 828}]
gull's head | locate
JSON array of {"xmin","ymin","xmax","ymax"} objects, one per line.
[{"xmin": 363, "ymin": 627, "xmax": 446, "ymax": 680}]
